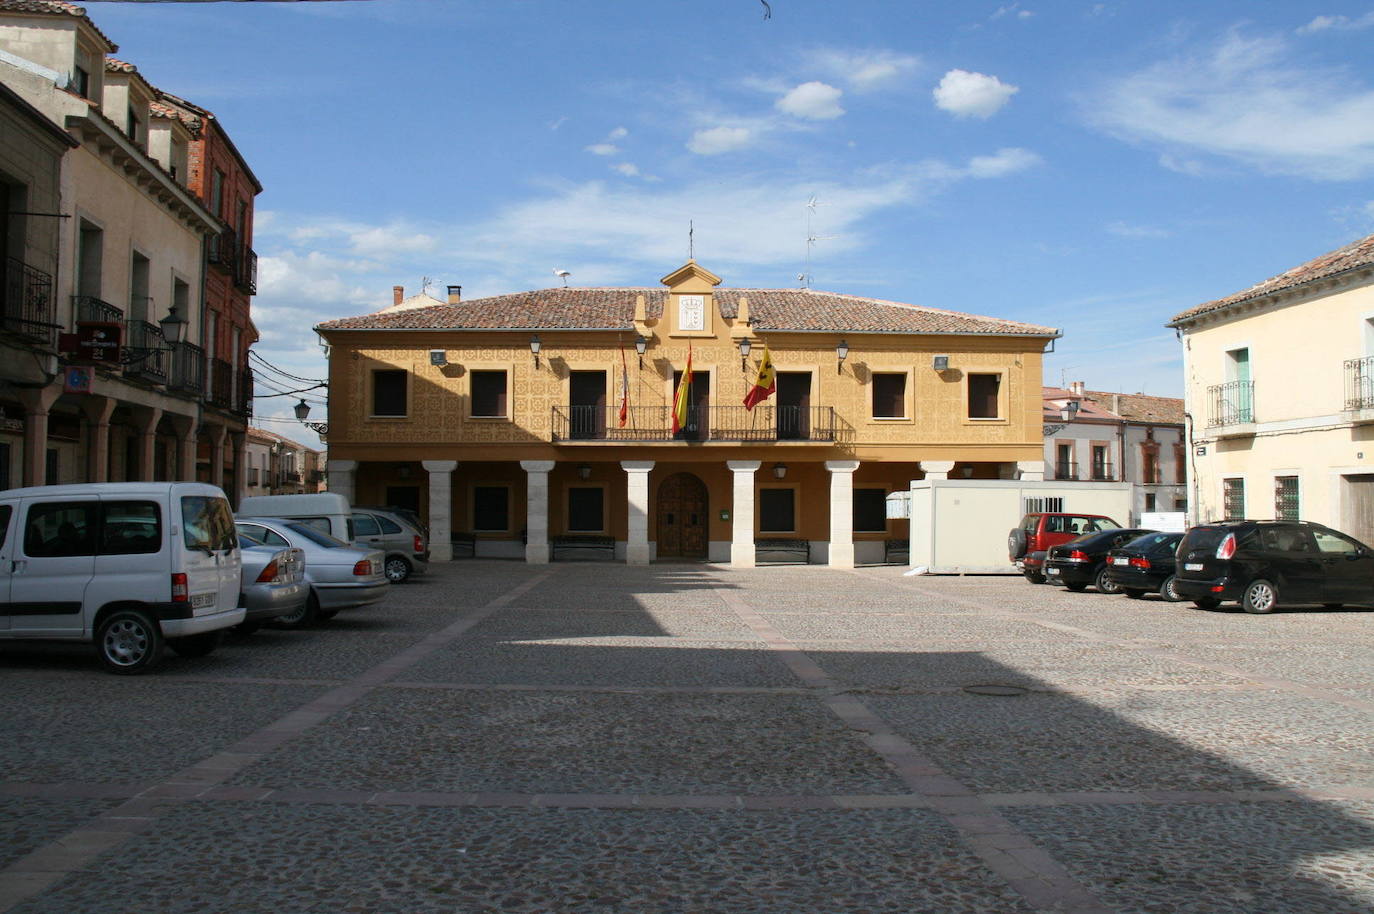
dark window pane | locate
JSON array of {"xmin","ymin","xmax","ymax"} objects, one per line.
[
  {"xmin": 24, "ymin": 502, "xmax": 98, "ymax": 557},
  {"xmin": 853, "ymin": 488, "xmax": 887, "ymax": 533},
  {"xmin": 352, "ymin": 513, "xmax": 380, "ymax": 536},
  {"xmin": 472, "ymin": 371, "xmax": 508, "ymax": 417},
  {"xmin": 1223, "ymin": 478, "xmax": 1245, "ymax": 520},
  {"xmin": 968, "ymin": 374, "xmax": 1000, "ymax": 418},
  {"xmin": 759, "ymin": 489, "xmax": 795, "ymax": 533},
  {"xmin": 100, "ymin": 501, "xmax": 162, "ymax": 555},
  {"xmin": 376, "ymin": 516, "xmax": 402, "ymax": 534},
  {"xmin": 872, "ymin": 374, "xmax": 906, "ymax": 418},
  {"xmin": 473, "ymin": 486, "xmax": 509, "ymax": 532},
  {"xmin": 373, "ymin": 370, "xmax": 407, "ymax": 416},
  {"xmin": 568, "ymin": 488, "xmax": 605, "ymax": 532}
]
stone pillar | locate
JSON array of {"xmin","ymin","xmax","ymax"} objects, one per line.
[
  {"xmin": 207, "ymin": 424, "xmax": 227, "ymax": 489},
  {"xmin": 826, "ymin": 459, "xmax": 861, "ymax": 569},
  {"xmin": 167, "ymin": 413, "xmax": 199, "ymax": 482},
  {"xmin": 422, "ymin": 459, "xmax": 458, "ymax": 561},
  {"xmin": 230, "ymin": 431, "xmax": 247, "ymax": 506},
  {"xmin": 79, "ymin": 396, "xmax": 117, "ymax": 483},
  {"xmin": 621, "ymin": 460, "xmax": 655, "ymax": 564},
  {"xmin": 727, "ymin": 460, "xmax": 761, "ymax": 568},
  {"xmin": 128, "ymin": 406, "xmax": 163, "ymax": 482},
  {"xmin": 16, "ymin": 384, "xmax": 61, "ymax": 486},
  {"xmin": 521, "ymin": 459, "xmax": 556, "ymax": 564},
  {"xmin": 1017, "ymin": 460, "xmax": 1046, "ymax": 481},
  {"xmin": 921, "ymin": 460, "xmax": 955, "ymax": 481},
  {"xmin": 327, "ymin": 459, "xmax": 358, "ymax": 504}
]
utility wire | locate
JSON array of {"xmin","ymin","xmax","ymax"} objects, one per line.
[{"xmin": 249, "ymin": 350, "xmax": 327, "ymax": 385}]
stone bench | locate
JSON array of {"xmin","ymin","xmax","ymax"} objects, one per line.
[
  {"xmin": 450, "ymin": 532, "xmax": 477, "ymax": 558},
  {"xmin": 551, "ymin": 534, "xmax": 616, "ymax": 561},
  {"xmin": 755, "ymin": 538, "xmax": 810, "ymax": 564}
]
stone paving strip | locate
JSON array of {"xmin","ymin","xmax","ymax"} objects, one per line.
[{"xmin": 0, "ymin": 570, "xmax": 554, "ymax": 913}]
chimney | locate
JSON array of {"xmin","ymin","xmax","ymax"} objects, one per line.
[
  {"xmin": 447, "ymin": 285, "xmax": 462, "ymax": 305},
  {"xmin": 392, "ymin": 285, "xmax": 404, "ymax": 306},
  {"xmin": 1112, "ymin": 393, "xmax": 1122, "ymax": 414},
  {"xmin": 1070, "ymin": 380, "xmax": 1085, "ymax": 397}
]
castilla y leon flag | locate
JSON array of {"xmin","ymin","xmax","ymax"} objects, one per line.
[
  {"xmin": 742, "ymin": 345, "xmax": 775, "ymax": 410},
  {"xmin": 618, "ymin": 344, "xmax": 630, "ymax": 427},
  {"xmin": 671, "ymin": 343, "xmax": 693, "ymax": 434}
]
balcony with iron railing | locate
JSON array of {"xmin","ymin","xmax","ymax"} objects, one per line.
[
  {"xmin": 1088, "ymin": 462, "xmax": 1116, "ymax": 482},
  {"xmin": 552, "ymin": 404, "xmax": 837, "ymax": 443},
  {"xmin": 73, "ymin": 294, "xmax": 124, "ymax": 326},
  {"xmin": 123, "ymin": 319, "xmax": 167, "ymax": 385},
  {"xmin": 3, "ymin": 258, "xmax": 59, "ymax": 346},
  {"xmin": 235, "ymin": 247, "xmax": 257, "ymax": 295},
  {"xmin": 1206, "ymin": 380, "xmax": 1256, "ymax": 435},
  {"xmin": 208, "ymin": 228, "xmax": 237, "ymax": 272},
  {"xmin": 236, "ymin": 366, "xmax": 253, "ymax": 416},
  {"xmin": 168, "ymin": 341, "xmax": 205, "ymax": 396},
  {"xmin": 208, "ymin": 357, "xmax": 233, "ymax": 408},
  {"xmin": 1345, "ymin": 356, "xmax": 1374, "ymax": 423},
  {"xmin": 1052, "ymin": 462, "xmax": 1078, "ymax": 481}
]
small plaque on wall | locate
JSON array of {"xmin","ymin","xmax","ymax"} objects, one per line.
[{"xmin": 678, "ymin": 295, "xmax": 705, "ymax": 331}]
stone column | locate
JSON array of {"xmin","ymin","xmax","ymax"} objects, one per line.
[
  {"xmin": 79, "ymin": 396, "xmax": 117, "ymax": 483},
  {"xmin": 128, "ymin": 406, "xmax": 163, "ymax": 482},
  {"xmin": 921, "ymin": 460, "xmax": 955, "ymax": 481},
  {"xmin": 621, "ymin": 460, "xmax": 655, "ymax": 565},
  {"xmin": 423, "ymin": 460, "xmax": 458, "ymax": 561},
  {"xmin": 230, "ymin": 431, "xmax": 248, "ymax": 506},
  {"xmin": 1017, "ymin": 460, "xmax": 1045, "ymax": 481},
  {"xmin": 826, "ymin": 459, "xmax": 861, "ymax": 569},
  {"xmin": 727, "ymin": 460, "xmax": 761, "ymax": 568},
  {"xmin": 16, "ymin": 384, "xmax": 61, "ymax": 486},
  {"xmin": 207, "ymin": 424, "xmax": 227, "ymax": 489},
  {"xmin": 167, "ymin": 413, "xmax": 199, "ymax": 482},
  {"xmin": 521, "ymin": 460, "xmax": 556, "ymax": 564},
  {"xmin": 327, "ymin": 459, "xmax": 358, "ymax": 504}
]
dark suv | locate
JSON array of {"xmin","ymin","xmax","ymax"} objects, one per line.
[{"xmin": 1174, "ymin": 520, "xmax": 1374, "ymax": 613}]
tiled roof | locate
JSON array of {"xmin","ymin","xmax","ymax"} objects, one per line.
[
  {"xmin": 104, "ymin": 57, "xmax": 135, "ymax": 74},
  {"xmin": 1083, "ymin": 389, "xmax": 1184, "ymax": 424},
  {"xmin": 1170, "ymin": 232, "xmax": 1374, "ymax": 325},
  {"xmin": 317, "ymin": 287, "xmax": 1058, "ymax": 337},
  {"xmin": 0, "ymin": 1, "xmax": 117, "ymax": 51},
  {"xmin": 149, "ymin": 99, "xmax": 201, "ymax": 135},
  {"xmin": 1041, "ymin": 387, "xmax": 1120, "ymax": 423}
]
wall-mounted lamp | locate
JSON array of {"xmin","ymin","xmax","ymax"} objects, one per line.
[
  {"xmin": 932, "ymin": 355, "xmax": 950, "ymax": 371},
  {"xmin": 530, "ymin": 334, "xmax": 542, "ymax": 369},
  {"xmin": 635, "ymin": 334, "xmax": 647, "ymax": 369},
  {"xmin": 836, "ymin": 339, "xmax": 849, "ymax": 374},
  {"xmin": 294, "ymin": 399, "xmax": 328, "ymax": 436},
  {"xmin": 738, "ymin": 337, "xmax": 752, "ymax": 371},
  {"xmin": 772, "ymin": 462, "xmax": 788, "ymax": 480},
  {"xmin": 577, "ymin": 463, "xmax": 592, "ymax": 481},
  {"xmin": 1059, "ymin": 400, "xmax": 1081, "ymax": 422},
  {"xmin": 429, "ymin": 349, "xmax": 448, "ymax": 367}
]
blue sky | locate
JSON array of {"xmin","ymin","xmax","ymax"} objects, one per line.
[{"xmin": 85, "ymin": 0, "xmax": 1374, "ymax": 445}]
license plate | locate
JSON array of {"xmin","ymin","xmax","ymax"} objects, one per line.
[
  {"xmin": 191, "ymin": 592, "xmax": 216, "ymax": 608},
  {"xmin": 1047, "ymin": 567, "xmax": 1060, "ymax": 575},
  {"xmin": 1112, "ymin": 557, "xmax": 1129, "ymax": 566},
  {"xmin": 1185, "ymin": 563, "xmax": 1203, "ymax": 571}
]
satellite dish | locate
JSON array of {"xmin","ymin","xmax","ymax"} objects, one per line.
[{"xmin": 553, "ymin": 269, "xmax": 571, "ymax": 287}]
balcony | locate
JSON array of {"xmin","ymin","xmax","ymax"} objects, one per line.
[
  {"xmin": 123, "ymin": 320, "xmax": 167, "ymax": 385},
  {"xmin": 1088, "ymin": 463, "xmax": 1116, "ymax": 482},
  {"xmin": 2, "ymin": 258, "xmax": 59, "ymax": 346},
  {"xmin": 168, "ymin": 342, "xmax": 205, "ymax": 396},
  {"xmin": 552, "ymin": 405, "xmax": 837, "ymax": 443},
  {"xmin": 1345, "ymin": 357, "xmax": 1374, "ymax": 424},
  {"xmin": 235, "ymin": 247, "xmax": 257, "ymax": 295},
  {"xmin": 236, "ymin": 366, "xmax": 253, "ymax": 417},
  {"xmin": 1052, "ymin": 463, "xmax": 1078, "ymax": 481},
  {"xmin": 208, "ymin": 228, "xmax": 237, "ymax": 273},
  {"xmin": 74, "ymin": 294, "xmax": 124, "ymax": 326},
  {"xmin": 1206, "ymin": 380, "xmax": 1255, "ymax": 436},
  {"xmin": 208, "ymin": 357, "xmax": 232, "ymax": 408}
]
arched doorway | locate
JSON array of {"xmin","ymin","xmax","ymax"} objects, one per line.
[{"xmin": 656, "ymin": 472, "xmax": 708, "ymax": 559}]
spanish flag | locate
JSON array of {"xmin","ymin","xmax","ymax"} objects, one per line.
[
  {"xmin": 671, "ymin": 343, "xmax": 693, "ymax": 434},
  {"xmin": 742, "ymin": 345, "xmax": 775, "ymax": 410}
]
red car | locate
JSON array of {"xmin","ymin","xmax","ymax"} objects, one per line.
[{"xmin": 1008, "ymin": 512, "xmax": 1122, "ymax": 583}]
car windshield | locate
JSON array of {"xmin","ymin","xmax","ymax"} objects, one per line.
[
  {"xmin": 284, "ymin": 521, "xmax": 350, "ymax": 549},
  {"xmin": 1124, "ymin": 532, "xmax": 1179, "ymax": 552}
]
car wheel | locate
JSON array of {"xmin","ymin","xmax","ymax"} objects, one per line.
[
  {"xmin": 95, "ymin": 609, "xmax": 164, "ymax": 675},
  {"xmin": 1192, "ymin": 598, "xmax": 1221, "ymax": 610},
  {"xmin": 1242, "ymin": 579, "xmax": 1278, "ymax": 614},
  {"xmin": 1023, "ymin": 570, "xmax": 1046, "ymax": 584},
  {"xmin": 1094, "ymin": 567, "xmax": 1123, "ymax": 595},
  {"xmin": 275, "ymin": 591, "xmax": 320, "ymax": 629},
  {"xmin": 168, "ymin": 631, "xmax": 220, "ymax": 658},
  {"xmin": 1064, "ymin": 582, "xmax": 1088, "ymax": 593},
  {"xmin": 1160, "ymin": 575, "xmax": 1183, "ymax": 603},
  {"xmin": 1123, "ymin": 588, "xmax": 1147, "ymax": 599},
  {"xmin": 384, "ymin": 556, "xmax": 411, "ymax": 584}
]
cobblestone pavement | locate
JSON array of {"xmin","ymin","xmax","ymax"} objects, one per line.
[{"xmin": 1, "ymin": 562, "xmax": 1372, "ymax": 913}]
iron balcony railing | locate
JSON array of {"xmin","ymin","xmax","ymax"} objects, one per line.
[
  {"xmin": 208, "ymin": 357, "xmax": 233, "ymax": 408},
  {"xmin": 1207, "ymin": 380, "xmax": 1255, "ymax": 427},
  {"xmin": 236, "ymin": 366, "xmax": 253, "ymax": 416},
  {"xmin": 1053, "ymin": 463, "xmax": 1078, "ymax": 481},
  {"xmin": 208, "ymin": 228, "xmax": 237, "ymax": 272},
  {"xmin": 123, "ymin": 320, "xmax": 167, "ymax": 384},
  {"xmin": 1089, "ymin": 462, "xmax": 1116, "ymax": 482},
  {"xmin": 73, "ymin": 294, "xmax": 124, "ymax": 326},
  {"xmin": 552, "ymin": 404, "xmax": 837, "ymax": 443},
  {"xmin": 235, "ymin": 247, "xmax": 258, "ymax": 295},
  {"xmin": 168, "ymin": 341, "xmax": 205, "ymax": 395},
  {"xmin": 3, "ymin": 258, "xmax": 59, "ymax": 345},
  {"xmin": 1346, "ymin": 356, "xmax": 1374, "ymax": 411}
]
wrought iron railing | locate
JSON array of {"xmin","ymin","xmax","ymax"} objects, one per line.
[
  {"xmin": 1089, "ymin": 462, "xmax": 1116, "ymax": 482},
  {"xmin": 1207, "ymin": 380, "xmax": 1255, "ymax": 427},
  {"xmin": 236, "ymin": 247, "xmax": 257, "ymax": 294},
  {"xmin": 236, "ymin": 366, "xmax": 253, "ymax": 416},
  {"xmin": 168, "ymin": 341, "xmax": 205, "ymax": 395},
  {"xmin": 1052, "ymin": 463, "xmax": 1078, "ymax": 481},
  {"xmin": 208, "ymin": 357, "xmax": 233, "ymax": 408},
  {"xmin": 208, "ymin": 228, "xmax": 237, "ymax": 271},
  {"xmin": 1346, "ymin": 356, "xmax": 1374, "ymax": 411},
  {"xmin": 123, "ymin": 320, "xmax": 167, "ymax": 384},
  {"xmin": 552, "ymin": 404, "xmax": 837, "ymax": 443},
  {"xmin": 73, "ymin": 294, "xmax": 124, "ymax": 326},
  {"xmin": 2, "ymin": 258, "xmax": 59, "ymax": 345}
]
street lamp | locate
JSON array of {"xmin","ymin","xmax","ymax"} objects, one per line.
[
  {"xmin": 294, "ymin": 398, "xmax": 329, "ymax": 435},
  {"xmin": 634, "ymin": 334, "xmax": 647, "ymax": 369},
  {"xmin": 530, "ymin": 334, "xmax": 542, "ymax": 369},
  {"xmin": 836, "ymin": 339, "xmax": 849, "ymax": 374},
  {"xmin": 739, "ymin": 337, "xmax": 751, "ymax": 371}
]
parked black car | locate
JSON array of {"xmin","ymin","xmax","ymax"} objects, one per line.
[
  {"xmin": 1174, "ymin": 520, "xmax": 1374, "ymax": 613},
  {"xmin": 1104, "ymin": 531, "xmax": 1185, "ymax": 601},
  {"xmin": 1044, "ymin": 528, "xmax": 1157, "ymax": 593}
]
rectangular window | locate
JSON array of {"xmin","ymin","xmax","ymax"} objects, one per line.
[
  {"xmin": 968, "ymin": 374, "xmax": 1001, "ymax": 418},
  {"xmin": 1173, "ymin": 444, "xmax": 1187, "ymax": 484},
  {"xmin": 130, "ymin": 252, "xmax": 150, "ymax": 322},
  {"xmin": 1023, "ymin": 497, "xmax": 1065, "ymax": 514},
  {"xmin": 77, "ymin": 220, "xmax": 103, "ymax": 299},
  {"xmin": 1145, "ymin": 493, "xmax": 1157, "ymax": 512},
  {"xmin": 759, "ymin": 488, "xmax": 796, "ymax": 533},
  {"xmin": 1055, "ymin": 443, "xmax": 1075, "ymax": 480},
  {"xmin": 473, "ymin": 486, "xmax": 510, "ymax": 532},
  {"xmin": 1275, "ymin": 476, "xmax": 1300, "ymax": 521},
  {"xmin": 1223, "ymin": 478, "xmax": 1245, "ymax": 521},
  {"xmin": 853, "ymin": 488, "xmax": 887, "ymax": 533},
  {"xmin": 126, "ymin": 105, "xmax": 142, "ymax": 146},
  {"xmin": 73, "ymin": 66, "xmax": 90, "ymax": 98},
  {"xmin": 100, "ymin": 501, "xmax": 161, "ymax": 555},
  {"xmin": 210, "ymin": 169, "xmax": 225, "ymax": 217},
  {"xmin": 372, "ymin": 369, "xmax": 407, "ymax": 417},
  {"xmin": 1092, "ymin": 444, "xmax": 1110, "ymax": 480},
  {"xmin": 567, "ymin": 488, "xmax": 605, "ymax": 532},
  {"xmin": 471, "ymin": 370, "xmax": 508, "ymax": 418},
  {"xmin": 871, "ymin": 374, "xmax": 906, "ymax": 418},
  {"xmin": 24, "ymin": 502, "xmax": 98, "ymax": 557}
]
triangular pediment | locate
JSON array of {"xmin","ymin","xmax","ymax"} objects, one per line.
[{"xmin": 660, "ymin": 260, "xmax": 722, "ymax": 290}]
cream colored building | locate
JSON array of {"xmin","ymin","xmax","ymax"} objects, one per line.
[
  {"xmin": 316, "ymin": 260, "xmax": 1059, "ymax": 566},
  {"xmin": 1168, "ymin": 233, "xmax": 1374, "ymax": 543}
]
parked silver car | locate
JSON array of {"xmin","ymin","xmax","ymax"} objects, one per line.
[
  {"xmin": 235, "ymin": 534, "xmax": 308, "ymax": 633},
  {"xmin": 350, "ymin": 506, "xmax": 429, "ymax": 583},
  {"xmin": 235, "ymin": 517, "xmax": 389, "ymax": 628}
]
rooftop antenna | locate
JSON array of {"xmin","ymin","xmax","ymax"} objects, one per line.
[
  {"xmin": 802, "ymin": 195, "xmax": 836, "ymax": 289},
  {"xmin": 421, "ymin": 276, "xmax": 434, "ymax": 296},
  {"xmin": 688, "ymin": 220, "xmax": 694, "ymax": 261},
  {"xmin": 1059, "ymin": 366, "xmax": 1079, "ymax": 388}
]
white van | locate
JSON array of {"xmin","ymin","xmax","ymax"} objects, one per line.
[
  {"xmin": 238, "ymin": 492, "xmax": 353, "ymax": 542},
  {"xmin": 0, "ymin": 482, "xmax": 244, "ymax": 674}
]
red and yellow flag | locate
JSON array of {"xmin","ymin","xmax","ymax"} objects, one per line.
[
  {"xmin": 671, "ymin": 343, "xmax": 693, "ymax": 434},
  {"xmin": 618, "ymin": 344, "xmax": 630, "ymax": 427},
  {"xmin": 742, "ymin": 345, "xmax": 775, "ymax": 410}
]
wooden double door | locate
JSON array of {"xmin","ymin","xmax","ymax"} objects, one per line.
[{"xmin": 656, "ymin": 472, "xmax": 708, "ymax": 559}]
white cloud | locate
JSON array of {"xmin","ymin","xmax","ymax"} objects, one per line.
[
  {"xmin": 1088, "ymin": 31, "xmax": 1374, "ymax": 180},
  {"xmin": 933, "ymin": 69, "xmax": 1020, "ymax": 118},
  {"xmin": 1106, "ymin": 221, "xmax": 1170, "ymax": 239},
  {"xmin": 585, "ymin": 143, "xmax": 618, "ymax": 156},
  {"xmin": 1159, "ymin": 153, "xmax": 1207, "ymax": 176},
  {"xmin": 775, "ymin": 81, "xmax": 845, "ymax": 119},
  {"xmin": 607, "ymin": 126, "xmax": 628, "ymax": 140},
  {"xmin": 960, "ymin": 147, "xmax": 1041, "ymax": 178},
  {"xmin": 613, "ymin": 162, "xmax": 640, "ymax": 177},
  {"xmin": 809, "ymin": 48, "xmax": 920, "ymax": 91},
  {"xmin": 992, "ymin": 3, "xmax": 1034, "ymax": 20},
  {"xmin": 1297, "ymin": 11, "xmax": 1374, "ymax": 33},
  {"xmin": 687, "ymin": 125, "xmax": 754, "ymax": 155}
]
